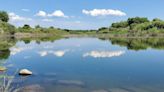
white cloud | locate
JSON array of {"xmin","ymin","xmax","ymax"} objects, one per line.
[
  {"xmin": 35, "ymin": 10, "xmax": 47, "ymax": 17},
  {"xmin": 42, "ymin": 19, "xmax": 54, "ymax": 22},
  {"xmin": 48, "ymin": 10, "xmax": 68, "ymax": 18},
  {"xmin": 35, "ymin": 10, "xmax": 68, "ymax": 18},
  {"xmin": 22, "ymin": 9, "xmax": 30, "ymax": 12},
  {"xmin": 82, "ymin": 9, "xmax": 126, "ymax": 17},
  {"xmin": 9, "ymin": 12, "xmax": 32, "ymax": 21},
  {"xmin": 83, "ymin": 50, "xmax": 125, "ymax": 58}
]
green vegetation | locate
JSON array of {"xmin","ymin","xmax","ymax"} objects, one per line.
[
  {"xmin": 97, "ymin": 17, "xmax": 164, "ymax": 37},
  {"xmin": 1, "ymin": 10, "xmax": 164, "ymax": 37},
  {"xmin": 0, "ymin": 11, "xmax": 9, "ymax": 22},
  {"xmin": 0, "ymin": 11, "xmax": 69, "ymax": 37}
]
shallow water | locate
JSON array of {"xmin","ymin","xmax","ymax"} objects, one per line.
[{"xmin": 1, "ymin": 37, "xmax": 164, "ymax": 92}]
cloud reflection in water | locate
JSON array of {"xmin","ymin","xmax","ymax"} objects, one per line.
[
  {"xmin": 38, "ymin": 50, "xmax": 69, "ymax": 57},
  {"xmin": 83, "ymin": 50, "xmax": 125, "ymax": 58}
]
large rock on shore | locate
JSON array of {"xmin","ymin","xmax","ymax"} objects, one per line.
[{"xmin": 19, "ymin": 69, "xmax": 32, "ymax": 75}]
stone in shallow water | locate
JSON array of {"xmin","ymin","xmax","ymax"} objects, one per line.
[
  {"xmin": 15, "ymin": 84, "xmax": 44, "ymax": 92},
  {"xmin": 0, "ymin": 66, "xmax": 7, "ymax": 71},
  {"xmin": 57, "ymin": 80, "xmax": 85, "ymax": 87},
  {"xmin": 19, "ymin": 69, "xmax": 32, "ymax": 75},
  {"xmin": 92, "ymin": 89, "xmax": 109, "ymax": 92},
  {"xmin": 109, "ymin": 88, "xmax": 130, "ymax": 92}
]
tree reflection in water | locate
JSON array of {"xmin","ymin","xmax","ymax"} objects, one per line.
[{"xmin": 99, "ymin": 37, "xmax": 164, "ymax": 50}]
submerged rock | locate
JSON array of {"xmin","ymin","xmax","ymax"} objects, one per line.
[
  {"xmin": 92, "ymin": 90, "xmax": 109, "ymax": 92},
  {"xmin": 19, "ymin": 69, "xmax": 32, "ymax": 75},
  {"xmin": 0, "ymin": 66, "xmax": 7, "ymax": 71},
  {"xmin": 15, "ymin": 84, "xmax": 44, "ymax": 92},
  {"xmin": 57, "ymin": 80, "xmax": 85, "ymax": 87}
]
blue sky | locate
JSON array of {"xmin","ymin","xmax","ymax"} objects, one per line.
[{"xmin": 0, "ymin": 0, "xmax": 164, "ymax": 30}]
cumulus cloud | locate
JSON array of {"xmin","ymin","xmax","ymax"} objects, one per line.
[
  {"xmin": 83, "ymin": 50, "xmax": 125, "ymax": 58},
  {"xmin": 35, "ymin": 10, "xmax": 68, "ymax": 18},
  {"xmin": 21, "ymin": 9, "xmax": 30, "ymax": 12},
  {"xmin": 82, "ymin": 9, "xmax": 126, "ymax": 17},
  {"xmin": 48, "ymin": 10, "xmax": 68, "ymax": 18},
  {"xmin": 35, "ymin": 10, "xmax": 47, "ymax": 17},
  {"xmin": 9, "ymin": 12, "xmax": 32, "ymax": 21}
]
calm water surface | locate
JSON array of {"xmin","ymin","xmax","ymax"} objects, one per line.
[{"xmin": 1, "ymin": 37, "xmax": 164, "ymax": 92}]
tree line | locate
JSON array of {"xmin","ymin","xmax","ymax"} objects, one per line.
[
  {"xmin": 1, "ymin": 10, "xmax": 164, "ymax": 36},
  {"xmin": 98, "ymin": 17, "xmax": 164, "ymax": 36}
]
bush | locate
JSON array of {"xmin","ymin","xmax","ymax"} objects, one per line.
[
  {"xmin": 0, "ymin": 11, "xmax": 9, "ymax": 22},
  {"xmin": 127, "ymin": 17, "xmax": 149, "ymax": 25},
  {"xmin": 0, "ymin": 21, "xmax": 16, "ymax": 34},
  {"xmin": 111, "ymin": 21, "xmax": 128, "ymax": 28}
]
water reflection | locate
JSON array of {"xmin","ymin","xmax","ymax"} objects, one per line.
[
  {"xmin": 38, "ymin": 50, "xmax": 69, "ymax": 57},
  {"xmin": 0, "ymin": 37, "xmax": 164, "ymax": 92},
  {"xmin": 83, "ymin": 50, "xmax": 125, "ymax": 58},
  {"xmin": 99, "ymin": 38, "xmax": 164, "ymax": 50}
]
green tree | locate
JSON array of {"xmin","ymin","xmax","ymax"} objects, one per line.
[
  {"xmin": 127, "ymin": 17, "xmax": 149, "ymax": 26},
  {"xmin": 35, "ymin": 25, "xmax": 41, "ymax": 29},
  {"xmin": 152, "ymin": 21, "xmax": 164, "ymax": 29},
  {"xmin": 22, "ymin": 24, "xmax": 31, "ymax": 29},
  {"xmin": 0, "ymin": 11, "xmax": 9, "ymax": 22},
  {"xmin": 98, "ymin": 27, "xmax": 108, "ymax": 31},
  {"xmin": 152, "ymin": 18, "xmax": 162, "ymax": 22},
  {"xmin": 111, "ymin": 21, "xmax": 128, "ymax": 28}
]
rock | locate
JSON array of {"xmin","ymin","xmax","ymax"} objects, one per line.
[
  {"xmin": 92, "ymin": 90, "xmax": 109, "ymax": 92},
  {"xmin": 57, "ymin": 80, "xmax": 85, "ymax": 87},
  {"xmin": 15, "ymin": 84, "xmax": 44, "ymax": 92},
  {"xmin": 0, "ymin": 66, "xmax": 7, "ymax": 71},
  {"xmin": 19, "ymin": 69, "xmax": 32, "ymax": 75}
]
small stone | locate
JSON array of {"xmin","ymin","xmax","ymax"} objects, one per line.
[
  {"xmin": 15, "ymin": 84, "xmax": 44, "ymax": 92},
  {"xmin": 0, "ymin": 66, "xmax": 7, "ymax": 71},
  {"xmin": 19, "ymin": 69, "xmax": 32, "ymax": 75}
]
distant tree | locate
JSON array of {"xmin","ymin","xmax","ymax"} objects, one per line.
[
  {"xmin": 35, "ymin": 25, "xmax": 41, "ymax": 29},
  {"xmin": 98, "ymin": 27, "xmax": 108, "ymax": 31},
  {"xmin": 152, "ymin": 18, "xmax": 162, "ymax": 22},
  {"xmin": 49, "ymin": 26, "xmax": 54, "ymax": 29},
  {"xmin": 22, "ymin": 24, "xmax": 31, "ymax": 29},
  {"xmin": 127, "ymin": 17, "xmax": 149, "ymax": 26},
  {"xmin": 111, "ymin": 21, "xmax": 128, "ymax": 28},
  {"xmin": 0, "ymin": 11, "xmax": 9, "ymax": 22},
  {"xmin": 63, "ymin": 29, "xmax": 70, "ymax": 32},
  {"xmin": 152, "ymin": 21, "xmax": 164, "ymax": 29}
]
